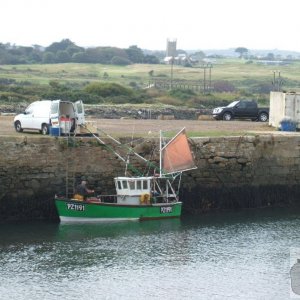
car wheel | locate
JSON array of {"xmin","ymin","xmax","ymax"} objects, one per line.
[
  {"xmin": 41, "ymin": 124, "xmax": 49, "ymax": 135},
  {"xmin": 258, "ymin": 113, "xmax": 268, "ymax": 122},
  {"xmin": 223, "ymin": 112, "xmax": 232, "ymax": 121},
  {"xmin": 15, "ymin": 121, "xmax": 23, "ymax": 132}
]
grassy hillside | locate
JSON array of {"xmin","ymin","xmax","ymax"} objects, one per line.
[{"xmin": 0, "ymin": 58, "xmax": 299, "ymax": 108}]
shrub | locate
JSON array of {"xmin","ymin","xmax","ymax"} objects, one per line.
[
  {"xmin": 156, "ymin": 73, "xmax": 168, "ymax": 78},
  {"xmin": 0, "ymin": 91, "xmax": 35, "ymax": 102},
  {"xmin": 111, "ymin": 56, "xmax": 131, "ymax": 65},
  {"xmin": 156, "ymin": 95, "xmax": 183, "ymax": 106},
  {"xmin": 251, "ymin": 83, "xmax": 273, "ymax": 94},
  {"xmin": 213, "ymin": 81, "xmax": 236, "ymax": 92},
  {"xmin": 0, "ymin": 78, "xmax": 16, "ymax": 85},
  {"xmin": 129, "ymin": 81, "xmax": 138, "ymax": 88},
  {"xmin": 84, "ymin": 82, "xmax": 133, "ymax": 97},
  {"xmin": 169, "ymin": 88, "xmax": 197, "ymax": 100},
  {"xmin": 108, "ymin": 95, "xmax": 144, "ymax": 104}
]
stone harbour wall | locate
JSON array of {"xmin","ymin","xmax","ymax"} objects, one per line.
[
  {"xmin": 1, "ymin": 134, "xmax": 300, "ymax": 222},
  {"xmin": 182, "ymin": 134, "xmax": 300, "ymax": 214}
]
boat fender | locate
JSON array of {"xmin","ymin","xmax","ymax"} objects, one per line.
[
  {"xmin": 73, "ymin": 194, "xmax": 84, "ymax": 201},
  {"xmin": 140, "ymin": 193, "xmax": 150, "ymax": 204}
]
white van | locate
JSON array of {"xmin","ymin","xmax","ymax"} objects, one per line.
[{"xmin": 14, "ymin": 100, "xmax": 85, "ymax": 135}]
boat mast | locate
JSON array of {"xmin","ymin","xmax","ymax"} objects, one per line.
[
  {"xmin": 159, "ymin": 130, "xmax": 162, "ymax": 177},
  {"xmin": 82, "ymin": 125, "xmax": 160, "ymax": 175}
]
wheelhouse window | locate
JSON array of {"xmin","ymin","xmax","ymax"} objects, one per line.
[
  {"xmin": 117, "ymin": 181, "xmax": 122, "ymax": 190},
  {"xmin": 122, "ymin": 180, "xmax": 128, "ymax": 189},
  {"xmin": 116, "ymin": 179, "xmax": 150, "ymax": 190},
  {"xmin": 143, "ymin": 180, "xmax": 148, "ymax": 190},
  {"xmin": 129, "ymin": 180, "xmax": 135, "ymax": 190}
]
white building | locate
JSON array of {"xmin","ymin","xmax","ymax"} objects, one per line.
[{"xmin": 269, "ymin": 91, "xmax": 300, "ymax": 128}]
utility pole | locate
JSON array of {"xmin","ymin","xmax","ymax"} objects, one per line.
[
  {"xmin": 170, "ymin": 56, "xmax": 174, "ymax": 90},
  {"xmin": 272, "ymin": 70, "xmax": 282, "ymax": 91},
  {"xmin": 202, "ymin": 63, "xmax": 213, "ymax": 94},
  {"xmin": 208, "ymin": 63, "xmax": 212, "ymax": 92},
  {"xmin": 203, "ymin": 64, "xmax": 206, "ymax": 93}
]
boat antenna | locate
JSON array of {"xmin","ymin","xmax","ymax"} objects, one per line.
[
  {"xmin": 124, "ymin": 156, "xmax": 129, "ymax": 176},
  {"xmin": 159, "ymin": 130, "xmax": 162, "ymax": 177},
  {"xmin": 125, "ymin": 125, "xmax": 136, "ymax": 176}
]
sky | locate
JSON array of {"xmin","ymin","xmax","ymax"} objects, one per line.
[{"xmin": 2, "ymin": 0, "xmax": 300, "ymax": 52}]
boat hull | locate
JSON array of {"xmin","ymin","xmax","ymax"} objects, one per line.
[{"xmin": 55, "ymin": 198, "xmax": 182, "ymax": 223}]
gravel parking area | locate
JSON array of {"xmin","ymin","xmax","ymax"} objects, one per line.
[{"xmin": 0, "ymin": 115, "xmax": 277, "ymax": 137}]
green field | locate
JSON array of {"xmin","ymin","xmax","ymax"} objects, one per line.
[
  {"xmin": 0, "ymin": 58, "xmax": 299, "ymax": 107},
  {"xmin": 1, "ymin": 59, "xmax": 300, "ymax": 85}
]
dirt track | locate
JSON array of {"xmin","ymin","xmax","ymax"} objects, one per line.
[{"xmin": 1, "ymin": 115, "xmax": 276, "ymax": 137}]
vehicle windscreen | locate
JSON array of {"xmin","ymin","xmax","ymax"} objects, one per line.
[
  {"xmin": 227, "ymin": 101, "xmax": 239, "ymax": 108},
  {"xmin": 25, "ymin": 105, "xmax": 34, "ymax": 114}
]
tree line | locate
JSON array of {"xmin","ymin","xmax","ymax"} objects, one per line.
[
  {"xmin": 2, "ymin": 40, "xmax": 294, "ymax": 66},
  {"xmin": 0, "ymin": 39, "xmax": 163, "ymax": 65}
]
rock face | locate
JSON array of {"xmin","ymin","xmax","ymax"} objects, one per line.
[{"xmin": 1, "ymin": 134, "xmax": 300, "ymax": 222}]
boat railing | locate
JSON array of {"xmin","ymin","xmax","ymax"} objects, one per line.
[
  {"xmin": 152, "ymin": 194, "xmax": 178, "ymax": 203},
  {"xmin": 96, "ymin": 195, "xmax": 118, "ymax": 203}
]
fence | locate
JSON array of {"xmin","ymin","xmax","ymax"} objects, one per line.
[{"xmin": 148, "ymin": 79, "xmax": 213, "ymax": 93}]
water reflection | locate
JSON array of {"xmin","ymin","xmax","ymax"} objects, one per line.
[
  {"xmin": 57, "ymin": 218, "xmax": 182, "ymax": 241},
  {"xmin": 1, "ymin": 207, "xmax": 300, "ymax": 299}
]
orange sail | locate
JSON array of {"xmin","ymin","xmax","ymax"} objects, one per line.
[{"xmin": 161, "ymin": 128, "xmax": 196, "ymax": 174}]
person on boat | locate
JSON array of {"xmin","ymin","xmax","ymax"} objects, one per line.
[{"xmin": 75, "ymin": 180, "xmax": 95, "ymax": 200}]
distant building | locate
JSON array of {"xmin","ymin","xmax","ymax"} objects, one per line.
[
  {"xmin": 164, "ymin": 38, "xmax": 197, "ymax": 66},
  {"xmin": 166, "ymin": 38, "xmax": 177, "ymax": 57},
  {"xmin": 256, "ymin": 60, "xmax": 291, "ymax": 66}
]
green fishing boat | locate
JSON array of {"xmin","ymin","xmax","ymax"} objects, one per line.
[{"xmin": 55, "ymin": 128, "xmax": 196, "ymax": 223}]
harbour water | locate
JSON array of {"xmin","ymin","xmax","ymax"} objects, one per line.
[{"xmin": 1, "ymin": 207, "xmax": 300, "ymax": 300}]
